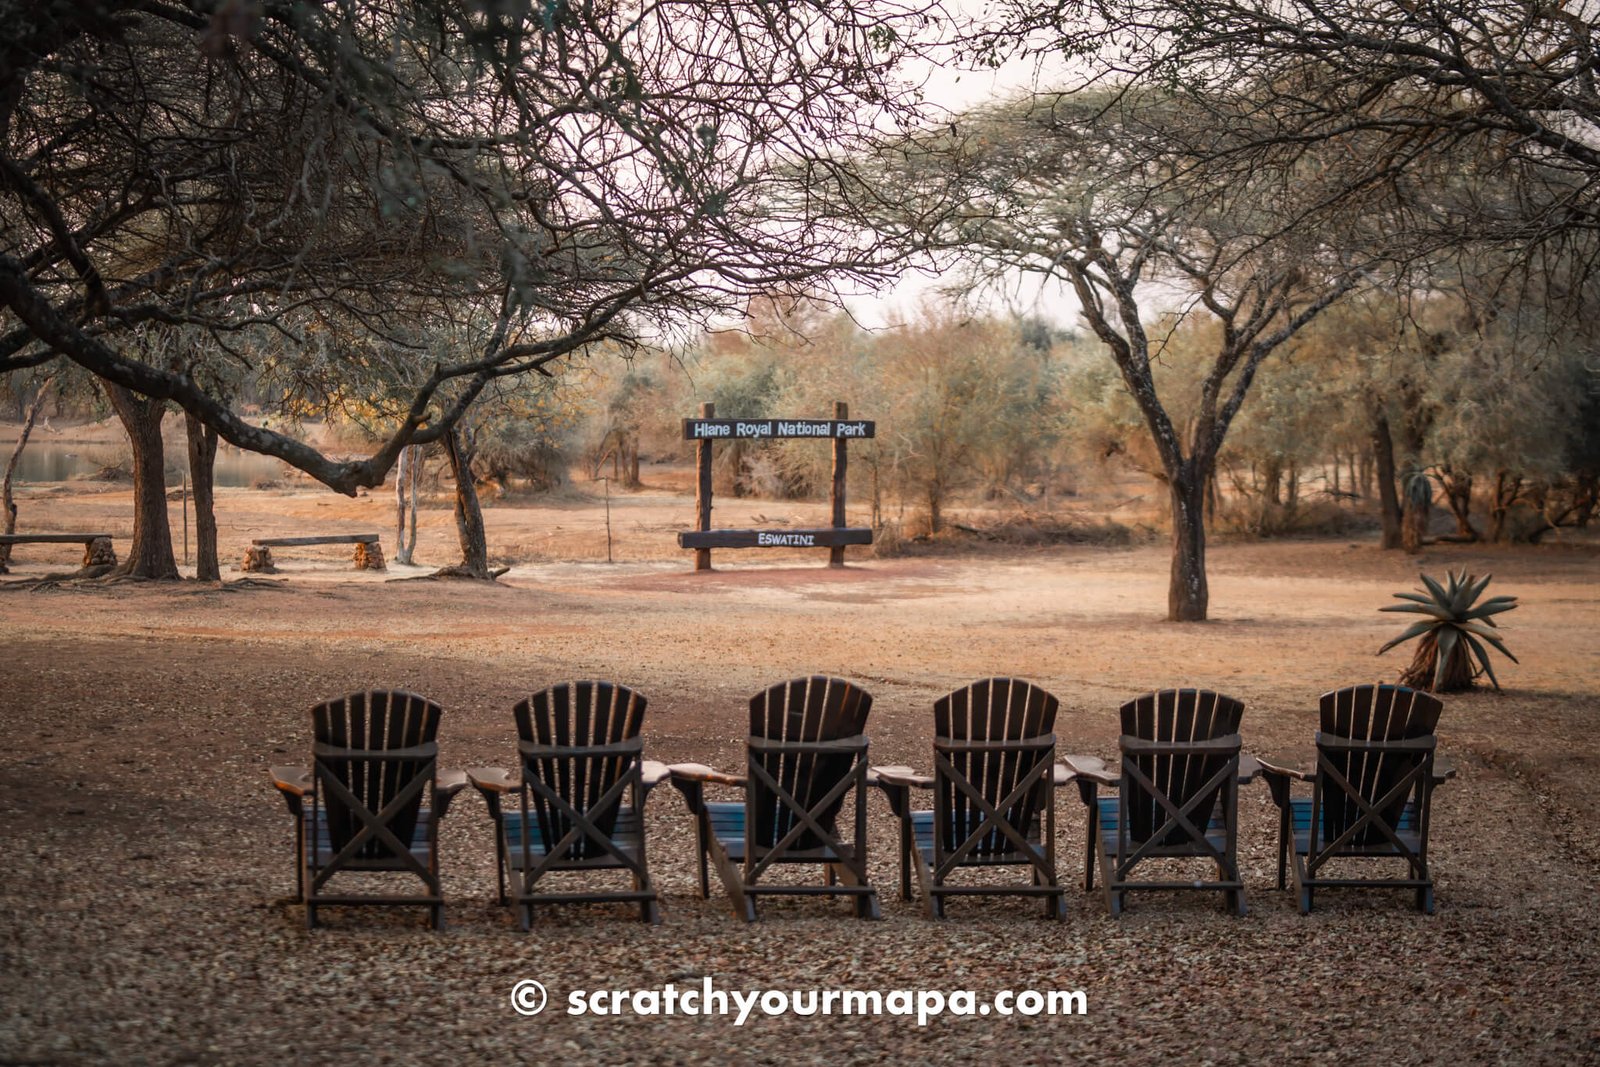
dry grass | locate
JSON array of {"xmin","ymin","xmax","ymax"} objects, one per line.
[{"xmin": 1, "ymin": 477, "xmax": 1598, "ymax": 1064}]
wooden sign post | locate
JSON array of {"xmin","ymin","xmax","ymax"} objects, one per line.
[{"xmin": 679, "ymin": 400, "xmax": 873, "ymax": 570}]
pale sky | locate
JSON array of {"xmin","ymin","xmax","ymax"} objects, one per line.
[{"xmin": 841, "ymin": 29, "xmax": 1083, "ymax": 331}]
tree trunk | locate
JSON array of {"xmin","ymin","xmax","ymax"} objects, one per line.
[
  {"xmin": 625, "ymin": 435, "xmax": 640, "ymax": 489},
  {"xmin": 1489, "ymin": 470, "xmax": 1518, "ymax": 542},
  {"xmin": 106, "ymin": 384, "xmax": 178, "ymax": 579},
  {"xmin": 394, "ymin": 444, "xmax": 420, "ymax": 565},
  {"xmin": 1, "ymin": 372, "xmax": 56, "ymax": 572},
  {"xmin": 927, "ymin": 484, "xmax": 943, "ymax": 534},
  {"xmin": 1438, "ymin": 466, "xmax": 1480, "ymax": 541},
  {"xmin": 184, "ymin": 414, "xmax": 219, "ymax": 580},
  {"xmin": 1371, "ymin": 411, "xmax": 1402, "ymax": 550},
  {"xmin": 1572, "ymin": 473, "xmax": 1596, "ymax": 529},
  {"xmin": 1261, "ymin": 456, "xmax": 1282, "ymax": 506},
  {"xmin": 1168, "ymin": 473, "xmax": 1209, "ymax": 622},
  {"xmin": 442, "ymin": 426, "xmax": 491, "ymax": 579},
  {"xmin": 1401, "ymin": 471, "xmax": 1432, "ymax": 555}
]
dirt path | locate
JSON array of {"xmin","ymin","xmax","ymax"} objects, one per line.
[{"xmin": 2, "ymin": 534, "xmax": 1598, "ymax": 1064}]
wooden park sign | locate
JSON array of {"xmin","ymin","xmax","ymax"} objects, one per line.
[{"xmin": 679, "ymin": 401, "xmax": 873, "ymax": 570}]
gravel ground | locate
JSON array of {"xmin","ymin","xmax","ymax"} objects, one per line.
[{"xmin": 2, "ymin": 540, "xmax": 1598, "ymax": 1065}]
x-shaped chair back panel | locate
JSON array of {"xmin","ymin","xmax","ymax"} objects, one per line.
[
  {"xmin": 933, "ymin": 678, "xmax": 1059, "ymax": 862},
  {"xmin": 516, "ymin": 682, "xmax": 647, "ymax": 861},
  {"xmin": 1118, "ymin": 689, "xmax": 1244, "ymax": 848},
  {"xmin": 1316, "ymin": 684, "xmax": 1442, "ymax": 851},
  {"xmin": 746, "ymin": 676, "xmax": 872, "ymax": 854},
  {"xmin": 312, "ymin": 690, "xmax": 441, "ymax": 863}
]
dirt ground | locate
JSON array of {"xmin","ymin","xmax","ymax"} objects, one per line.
[{"xmin": 2, "ymin": 472, "xmax": 1598, "ymax": 1065}]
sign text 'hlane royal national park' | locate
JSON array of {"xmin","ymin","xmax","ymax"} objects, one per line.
[{"xmin": 682, "ymin": 418, "xmax": 875, "ymax": 440}]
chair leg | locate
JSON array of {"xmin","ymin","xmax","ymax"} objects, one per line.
[
  {"xmin": 1292, "ymin": 859, "xmax": 1312, "ymax": 915},
  {"xmin": 305, "ymin": 903, "xmax": 318, "ymax": 930},
  {"xmin": 696, "ymin": 823, "xmax": 711, "ymax": 899},
  {"xmin": 1084, "ymin": 817, "xmax": 1096, "ymax": 892},
  {"xmin": 1276, "ymin": 806, "xmax": 1289, "ymax": 891},
  {"xmin": 294, "ymin": 827, "xmax": 306, "ymax": 903},
  {"xmin": 1093, "ymin": 833, "xmax": 1120, "ymax": 916},
  {"xmin": 1417, "ymin": 885, "xmax": 1434, "ymax": 914},
  {"xmin": 495, "ymin": 834, "xmax": 508, "ymax": 907},
  {"xmin": 899, "ymin": 818, "xmax": 913, "ymax": 901},
  {"xmin": 431, "ymin": 904, "xmax": 444, "ymax": 931},
  {"xmin": 519, "ymin": 902, "xmax": 534, "ymax": 931}
]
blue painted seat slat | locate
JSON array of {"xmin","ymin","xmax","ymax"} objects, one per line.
[
  {"xmin": 704, "ymin": 800, "xmax": 846, "ymax": 861},
  {"xmin": 305, "ymin": 808, "xmax": 432, "ymax": 864},
  {"xmin": 1095, "ymin": 796, "xmax": 1228, "ymax": 850},
  {"xmin": 502, "ymin": 806, "xmax": 643, "ymax": 868},
  {"xmin": 1288, "ymin": 797, "xmax": 1421, "ymax": 855}
]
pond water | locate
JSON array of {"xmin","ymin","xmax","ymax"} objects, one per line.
[{"xmin": 5, "ymin": 439, "xmax": 290, "ymax": 487}]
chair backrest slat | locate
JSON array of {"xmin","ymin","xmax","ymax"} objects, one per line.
[
  {"xmin": 1119, "ymin": 688, "xmax": 1243, "ymax": 845},
  {"xmin": 934, "ymin": 678, "xmax": 1059, "ymax": 859},
  {"xmin": 1317, "ymin": 684, "xmax": 1442, "ymax": 846},
  {"xmin": 313, "ymin": 690, "xmax": 441, "ymax": 859},
  {"xmin": 516, "ymin": 681, "xmax": 647, "ymax": 860},
  {"xmin": 748, "ymin": 676, "xmax": 872, "ymax": 851}
]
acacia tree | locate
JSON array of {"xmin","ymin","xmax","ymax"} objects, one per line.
[
  {"xmin": 894, "ymin": 93, "xmax": 1359, "ymax": 619},
  {"xmin": 0, "ymin": 0, "xmax": 946, "ymax": 574},
  {"xmin": 977, "ymin": 0, "xmax": 1600, "ymax": 294}
]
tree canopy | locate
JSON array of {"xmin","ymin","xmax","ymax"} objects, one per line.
[{"xmin": 1, "ymin": 0, "xmax": 943, "ymax": 493}]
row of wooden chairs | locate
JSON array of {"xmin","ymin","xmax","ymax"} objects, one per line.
[{"xmin": 268, "ymin": 679, "xmax": 1454, "ymax": 929}]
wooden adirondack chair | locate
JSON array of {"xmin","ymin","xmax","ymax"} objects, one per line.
[
  {"xmin": 1259, "ymin": 684, "xmax": 1456, "ymax": 914},
  {"xmin": 468, "ymin": 681, "xmax": 666, "ymax": 926},
  {"xmin": 874, "ymin": 678, "xmax": 1068, "ymax": 919},
  {"xmin": 669, "ymin": 676, "xmax": 880, "ymax": 921},
  {"xmin": 269, "ymin": 690, "xmax": 466, "ymax": 929},
  {"xmin": 1063, "ymin": 689, "xmax": 1256, "ymax": 916}
]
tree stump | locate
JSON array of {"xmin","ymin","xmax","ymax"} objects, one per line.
[
  {"xmin": 83, "ymin": 537, "xmax": 118, "ymax": 568},
  {"xmin": 353, "ymin": 541, "xmax": 386, "ymax": 571},
  {"xmin": 243, "ymin": 545, "xmax": 277, "ymax": 573}
]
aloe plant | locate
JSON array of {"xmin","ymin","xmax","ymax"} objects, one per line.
[{"xmin": 1378, "ymin": 569, "xmax": 1519, "ymax": 691}]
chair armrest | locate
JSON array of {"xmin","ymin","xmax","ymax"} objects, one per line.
[
  {"xmin": 270, "ymin": 765, "xmax": 312, "ymax": 796},
  {"xmin": 270, "ymin": 766, "xmax": 312, "ymax": 816},
  {"xmin": 1432, "ymin": 755, "xmax": 1458, "ymax": 783},
  {"xmin": 1060, "ymin": 754, "xmax": 1117, "ymax": 787},
  {"xmin": 434, "ymin": 769, "xmax": 468, "ymax": 818},
  {"xmin": 467, "ymin": 766, "xmax": 517, "ymax": 819},
  {"xmin": 667, "ymin": 763, "xmax": 746, "ymax": 788},
  {"xmin": 869, "ymin": 764, "xmax": 934, "ymax": 789},
  {"xmin": 467, "ymin": 767, "xmax": 518, "ymax": 792},
  {"xmin": 641, "ymin": 759, "xmax": 672, "ymax": 789},
  {"xmin": 1256, "ymin": 750, "xmax": 1314, "ymax": 782}
]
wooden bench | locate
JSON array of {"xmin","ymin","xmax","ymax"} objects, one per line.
[
  {"xmin": 244, "ymin": 534, "xmax": 384, "ymax": 573},
  {"xmin": 0, "ymin": 532, "xmax": 117, "ymax": 573}
]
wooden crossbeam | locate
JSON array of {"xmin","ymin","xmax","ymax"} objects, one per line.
[
  {"xmin": 678, "ymin": 527, "xmax": 872, "ymax": 550},
  {"xmin": 0, "ymin": 533, "xmax": 111, "ymax": 544},
  {"xmin": 252, "ymin": 534, "xmax": 380, "ymax": 546}
]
